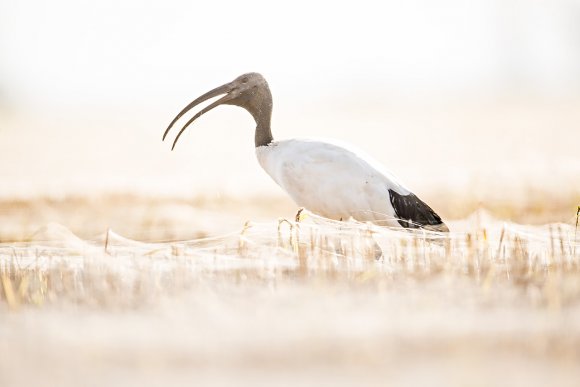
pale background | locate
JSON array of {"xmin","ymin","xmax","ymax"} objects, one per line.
[
  {"xmin": 0, "ymin": 0, "xmax": 579, "ymax": 199},
  {"xmin": 1, "ymin": 4, "xmax": 580, "ymax": 386}
]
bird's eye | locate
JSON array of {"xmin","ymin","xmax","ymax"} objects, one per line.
[{"xmin": 241, "ymin": 77, "xmax": 248, "ymax": 83}]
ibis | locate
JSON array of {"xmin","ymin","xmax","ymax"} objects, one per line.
[{"xmin": 163, "ymin": 73, "xmax": 448, "ymax": 232}]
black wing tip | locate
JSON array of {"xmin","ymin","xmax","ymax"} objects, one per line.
[{"xmin": 388, "ymin": 188, "xmax": 447, "ymax": 231}]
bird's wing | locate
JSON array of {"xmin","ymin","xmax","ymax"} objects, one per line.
[
  {"xmin": 388, "ymin": 189, "xmax": 448, "ymax": 231},
  {"xmin": 258, "ymin": 139, "xmax": 447, "ymax": 230},
  {"xmin": 259, "ymin": 139, "xmax": 407, "ymax": 225}
]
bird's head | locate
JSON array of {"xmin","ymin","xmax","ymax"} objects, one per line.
[{"xmin": 163, "ymin": 72, "xmax": 272, "ymax": 150}]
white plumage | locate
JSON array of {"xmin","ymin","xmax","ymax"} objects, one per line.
[{"xmin": 256, "ymin": 139, "xmax": 408, "ymax": 227}]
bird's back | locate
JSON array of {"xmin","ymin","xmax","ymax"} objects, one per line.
[{"xmin": 256, "ymin": 139, "xmax": 413, "ymax": 227}]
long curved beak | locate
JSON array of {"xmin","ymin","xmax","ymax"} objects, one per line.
[{"xmin": 163, "ymin": 81, "xmax": 234, "ymax": 150}]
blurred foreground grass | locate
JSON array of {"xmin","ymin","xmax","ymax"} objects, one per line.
[{"xmin": 0, "ymin": 195, "xmax": 579, "ymax": 387}]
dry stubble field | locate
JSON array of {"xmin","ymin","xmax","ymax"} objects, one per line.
[{"xmin": 1, "ymin": 193, "xmax": 579, "ymax": 387}]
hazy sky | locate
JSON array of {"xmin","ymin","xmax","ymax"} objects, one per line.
[
  {"xmin": 2, "ymin": 0, "xmax": 579, "ymax": 106},
  {"xmin": 0, "ymin": 0, "xmax": 579, "ymax": 197}
]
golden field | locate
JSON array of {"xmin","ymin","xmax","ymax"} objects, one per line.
[{"xmin": 1, "ymin": 192, "xmax": 579, "ymax": 387}]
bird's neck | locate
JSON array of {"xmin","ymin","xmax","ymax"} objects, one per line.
[
  {"xmin": 255, "ymin": 122, "xmax": 273, "ymax": 147},
  {"xmin": 249, "ymin": 81, "xmax": 274, "ymax": 147},
  {"xmin": 253, "ymin": 98, "xmax": 273, "ymax": 147}
]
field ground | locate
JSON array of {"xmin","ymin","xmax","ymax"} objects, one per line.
[{"xmin": 1, "ymin": 193, "xmax": 580, "ymax": 386}]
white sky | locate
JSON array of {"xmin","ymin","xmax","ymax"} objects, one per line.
[
  {"xmin": 0, "ymin": 0, "xmax": 579, "ymax": 197},
  {"xmin": 1, "ymin": 0, "xmax": 579, "ymax": 106}
]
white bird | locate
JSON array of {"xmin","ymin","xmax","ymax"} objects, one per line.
[{"xmin": 163, "ymin": 73, "xmax": 448, "ymax": 232}]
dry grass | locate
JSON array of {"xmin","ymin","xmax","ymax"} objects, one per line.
[
  {"xmin": 1, "ymin": 200, "xmax": 580, "ymax": 386},
  {"xmin": 1, "ymin": 209, "xmax": 579, "ymax": 308},
  {"xmin": 1, "ymin": 189, "xmax": 578, "ymax": 242}
]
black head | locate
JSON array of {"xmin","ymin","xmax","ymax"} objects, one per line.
[{"xmin": 163, "ymin": 73, "xmax": 273, "ymax": 150}]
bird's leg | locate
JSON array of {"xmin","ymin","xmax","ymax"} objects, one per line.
[{"xmin": 371, "ymin": 236, "xmax": 384, "ymax": 261}]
